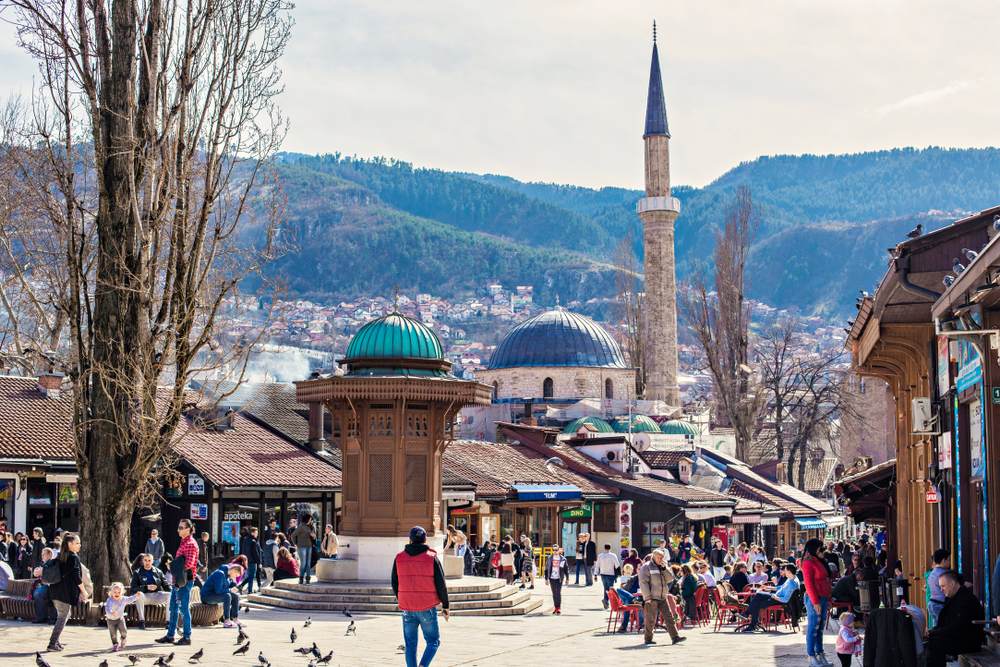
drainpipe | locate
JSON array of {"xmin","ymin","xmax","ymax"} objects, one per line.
[{"xmin": 896, "ymin": 256, "xmax": 941, "ymax": 301}]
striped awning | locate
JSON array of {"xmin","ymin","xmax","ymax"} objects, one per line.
[{"xmin": 730, "ymin": 514, "xmax": 761, "ymax": 525}]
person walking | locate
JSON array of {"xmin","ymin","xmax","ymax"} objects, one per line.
[
  {"xmin": 197, "ymin": 532, "xmax": 211, "ymax": 579},
  {"xmin": 156, "ymin": 519, "xmax": 199, "ymax": 646},
  {"xmin": 519, "ymin": 537, "xmax": 535, "ymax": 589},
  {"xmin": 801, "ymin": 538, "xmax": 834, "ymax": 667},
  {"xmin": 46, "ymin": 533, "xmax": 88, "ymax": 652},
  {"xmin": 104, "ymin": 583, "xmax": 143, "ymax": 651},
  {"xmin": 321, "ymin": 524, "xmax": 339, "ymax": 559},
  {"xmin": 130, "ymin": 553, "xmax": 171, "ymax": 630},
  {"xmin": 582, "ymin": 533, "xmax": 597, "ymax": 586},
  {"xmin": 290, "ymin": 514, "xmax": 316, "ymax": 585},
  {"xmin": 638, "ymin": 548, "xmax": 685, "ymax": 645},
  {"xmin": 544, "ymin": 542, "xmax": 567, "ymax": 614},
  {"xmin": 595, "ymin": 543, "xmax": 620, "ymax": 610},
  {"xmin": 391, "ymin": 526, "xmax": 450, "ymax": 667},
  {"xmin": 239, "ymin": 527, "xmax": 262, "ymax": 594},
  {"xmin": 574, "ymin": 534, "xmax": 586, "ymax": 585},
  {"xmin": 709, "ymin": 539, "xmax": 727, "ymax": 580},
  {"xmin": 146, "ymin": 529, "xmax": 165, "ymax": 569},
  {"xmin": 261, "ymin": 532, "xmax": 278, "ymax": 587}
]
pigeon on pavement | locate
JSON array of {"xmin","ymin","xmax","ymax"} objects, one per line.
[
  {"xmin": 346, "ymin": 621, "xmax": 356, "ymax": 635},
  {"xmin": 164, "ymin": 653, "xmax": 175, "ymax": 665},
  {"xmin": 318, "ymin": 652, "xmax": 333, "ymax": 665},
  {"xmin": 258, "ymin": 651, "xmax": 268, "ymax": 666},
  {"xmin": 343, "ymin": 610, "xmax": 352, "ymax": 618},
  {"xmin": 99, "ymin": 660, "xmax": 109, "ymax": 667},
  {"xmin": 291, "ymin": 628, "xmax": 297, "ymax": 643},
  {"xmin": 234, "ymin": 641, "xmax": 251, "ymax": 656},
  {"xmin": 127, "ymin": 655, "xmax": 140, "ymax": 665},
  {"xmin": 188, "ymin": 648, "xmax": 203, "ymax": 663},
  {"xmin": 237, "ymin": 628, "xmax": 249, "ymax": 644},
  {"xmin": 304, "ymin": 617, "xmax": 312, "ymax": 627},
  {"xmin": 294, "ymin": 647, "xmax": 312, "ymax": 655},
  {"xmin": 36, "ymin": 653, "xmax": 53, "ymax": 667},
  {"xmin": 310, "ymin": 643, "xmax": 321, "ymax": 659}
]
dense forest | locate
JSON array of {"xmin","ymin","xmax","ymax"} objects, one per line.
[{"xmin": 269, "ymin": 147, "xmax": 998, "ymax": 317}]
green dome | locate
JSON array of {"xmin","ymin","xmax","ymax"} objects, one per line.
[
  {"xmin": 660, "ymin": 420, "xmax": 700, "ymax": 436},
  {"xmin": 610, "ymin": 414, "xmax": 661, "ymax": 433},
  {"xmin": 562, "ymin": 417, "xmax": 614, "ymax": 434},
  {"xmin": 345, "ymin": 313, "xmax": 443, "ymax": 361}
]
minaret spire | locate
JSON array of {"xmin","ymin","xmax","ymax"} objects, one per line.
[{"xmin": 644, "ymin": 34, "xmax": 670, "ymax": 138}]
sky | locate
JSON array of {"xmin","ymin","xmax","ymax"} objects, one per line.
[{"xmin": 2, "ymin": 1, "xmax": 1000, "ymax": 189}]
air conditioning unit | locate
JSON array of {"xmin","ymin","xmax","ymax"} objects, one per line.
[
  {"xmin": 606, "ymin": 450, "xmax": 618, "ymax": 462},
  {"xmin": 912, "ymin": 398, "xmax": 941, "ymax": 435}
]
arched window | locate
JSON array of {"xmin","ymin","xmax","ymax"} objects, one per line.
[
  {"xmin": 605, "ymin": 378, "xmax": 614, "ymax": 399},
  {"xmin": 542, "ymin": 377, "xmax": 554, "ymax": 399},
  {"xmin": 492, "ymin": 381, "xmax": 498, "ymax": 401}
]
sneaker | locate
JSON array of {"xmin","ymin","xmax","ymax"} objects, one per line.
[
  {"xmin": 155, "ymin": 636, "xmax": 175, "ymax": 644},
  {"xmin": 808, "ymin": 657, "xmax": 823, "ymax": 667},
  {"xmin": 234, "ymin": 619, "xmax": 246, "ymax": 628},
  {"xmin": 617, "ymin": 627, "xmax": 629, "ymax": 634},
  {"xmin": 818, "ymin": 654, "xmax": 833, "ymax": 666},
  {"xmin": 737, "ymin": 613, "xmax": 750, "ymax": 621},
  {"xmin": 672, "ymin": 636, "xmax": 686, "ymax": 644},
  {"xmin": 139, "ymin": 621, "xmax": 146, "ymax": 630},
  {"xmin": 120, "ymin": 639, "xmax": 127, "ymax": 650},
  {"xmin": 223, "ymin": 621, "xmax": 235, "ymax": 628},
  {"xmin": 47, "ymin": 645, "xmax": 62, "ymax": 652},
  {"xmin": 176, "ymin": 638, "xmax": 192, "ymax": 646},
  {"xmin": 112, "ymin": 645, "xmax": 119, "ymax": 652}
]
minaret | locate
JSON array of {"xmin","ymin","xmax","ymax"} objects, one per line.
[{"xmin": 638, "ymin": 24, "xmax": 681, "ymax": 405}]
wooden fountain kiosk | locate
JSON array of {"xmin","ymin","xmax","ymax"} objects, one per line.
[{"xmin": 296, "ymin": 312, "xmax": 491, "ymax": 581}]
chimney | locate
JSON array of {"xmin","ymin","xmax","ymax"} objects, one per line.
[
  {"xmin": 37, "ymin": 372, "xmax": 64, "ymax": 399},
  {"xmin": 678, "ymin": 457, "xmax": 693, "ymax": 485},
  {"xmin": 776, "ymin": 460, "xmax": 786, "ymax": 484},
  {"xmin": 307, "ymin": 402, "xmax": 327, "ymax": 451}
]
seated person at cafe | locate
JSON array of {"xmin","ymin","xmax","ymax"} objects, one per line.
[
  {"xmin": 739, "ymin": 563, "xmax": 800, "ymax": 632},
  {"xmin": 729, "ymin": 562, "xmax": 750, "ymax": 593},
  {"xmin": 698, "ymin": 562, "xmax": 717, "ymax": 588},
  {"xmin": 615, "ymin": 563, "xmax": 643, "ymax": 633},
  {"xmin": 925, "ymin": 570, "xmax": 985, "ymax": 667},
  {"xmin": 747, "ymin": 561, "xmax": 769, "ymax": 586},
  {"xmin": 831, "ymin": 569, "xmax": 863, "ymax": 608}
]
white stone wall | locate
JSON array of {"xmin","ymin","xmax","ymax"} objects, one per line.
[{"xmin": 475, "ymin": 366, "xmax": 637, "ymax": 401}]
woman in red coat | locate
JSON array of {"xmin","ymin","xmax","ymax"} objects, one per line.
[{"xmin": 801, "ymin": 538, "xmax": 834, "ymax": 667}]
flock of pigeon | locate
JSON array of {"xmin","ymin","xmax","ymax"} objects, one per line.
[{"xmin": 34, "ymin": 611, "xmax": 358, "ymax": 667}]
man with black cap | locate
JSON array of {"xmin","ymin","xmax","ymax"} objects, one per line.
[{"xmin": 392, "ymin": 526, "xmax": 450, "ymax": 667}]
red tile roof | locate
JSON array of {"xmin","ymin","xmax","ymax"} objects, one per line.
[
  {"xmin": 172, "ymin": 411, "xmax": 341, "ymax": 489},
  {"xmin": 728, "ymin": 480, "xmax": 813, "ymax": 517},
  {"xmin": 0, "ymin": 376, "xmax": 73, "ymax": 461},
  {"xmin": 642, "ymin": 450, "xmax": 695, "ymax": 468},
  {"xmin": 613, "ymin": 475, "xmax": 735, "ymax": 506}
]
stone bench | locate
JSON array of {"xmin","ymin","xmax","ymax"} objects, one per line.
[{"xmin": 0, "ymin": 578, "xmax": 93, "ymax": 625}]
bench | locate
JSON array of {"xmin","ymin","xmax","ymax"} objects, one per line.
[
  {"xmin": 959, "ymin": 651, "xmax": 1000, "ymax": 667},
  {"xmin": 101, "ymin": 585, "xmax": 222, "ymax": 627},
  {"xmin": 0, "ymin": 578, "xmax": 93, "ymax": 624}
]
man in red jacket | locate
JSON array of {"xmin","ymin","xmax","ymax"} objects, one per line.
[{"xmin": 392, "ymin": 526, "xmax": 450, "ymax": 667}]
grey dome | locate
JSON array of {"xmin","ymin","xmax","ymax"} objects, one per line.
[{"xmin": 487, "ymin": 310, "xmax": 628, "ymax": 370}]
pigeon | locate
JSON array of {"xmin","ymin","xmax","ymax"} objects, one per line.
[
  {"xmin": 954, "ymin": 258, "xmax": 966, "ymax": 274},
  {"xmin": 317, "ymin": 652, "xmax": 333, "ymax": 665},
  {"xmin": 36, "ymin": 653, "xmax": 52, "ymax": 667},
  {"xmin": 397, "ymin": 645, "xmax": 406, "ymax": 652},
  {"xmin": 346, "ymin": 621, "xmax": 356, "ymax": 635},
  {"xmin": 307, "ymin": 662, "xmax": 316, "ymax": 667},
  {"xmin": 304, "ymin": 617, "xmax": 312, "ymax": 627},
  {"xmin": 164, "ymin": 653, "xmax": 175, "ymax": 665},
  {"xmin": 153, "ymin": 658, "xmax": 168, "ymax": 667},
  {"xmin": 944, "ymin": 275, "xmax": 955, "ymax": 288},
  {"xmin": 906, "ymin": 224, "xmax": 923, "ymax": 239},
  {"xmin": 343, "ymin": 609, "xmax": 352, "ymax": 618},
  {"xmin": 994, "ymin": 214, "xmax": 1000, "ymax": 232},
  {"xmin": 310, "ymin": 643, "xmax": 321, "ymax": 659},
  {"xmin": 188, "ymin": 649, "xmax": 204, "ymax": 664},
  {"xmin": 242, "ymin": 605, "xmax": 251, "ymax": 614},
  {"xmin": 258, "ymin": 651, "xmax": 268, "ymax": 667},
  {"xmin": 237, "ymin": 628, "xmax": 249, "ymax": 644},
  {"xmin": 963, "ymin": 247, "xmax": 979, "ymax": 262},
  {"xmin": 128, "ymin": 656, "xmax": 141, "ymax": 666},
  {"xmin": 100, "ymin": 661, "xmax": 109, "ymax": 667},
  {"xmin": 234, "ymin": 642, "xmax": 251, "ymax": 656},
  {"xmin": 294, "ymin": 647, "xmax": 313, "ymax": 655}
]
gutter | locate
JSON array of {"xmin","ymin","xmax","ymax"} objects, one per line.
[{"xmin": 896, "ymin": 256, "xmax": 941, "ymax": 301}]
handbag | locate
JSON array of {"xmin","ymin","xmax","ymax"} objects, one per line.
[{"xmin": 170, "ymin": 555, "xmax": 189, "ymax": 588}]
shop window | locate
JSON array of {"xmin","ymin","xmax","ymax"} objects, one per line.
[
  {"xmin": 28, "ymin": 483, "xmax": 52, "ymax": 507},
  {"xmin": 642, "ymin": 521, "xmax": 665, "ymax": 548},
  {"xmin": 605, "ymin": 378, "xmax": 614, "ymax": 399},
  {"xmin": 543, "ymin": 378, "xmax": 554, "ymax": 398},
  {"xmin": 287, "ymin": 500, "xmax": 321, "ymax": 527},
  {"xmin": 594, "ymin": 504, "xmax": 616, "ymax": 532}
]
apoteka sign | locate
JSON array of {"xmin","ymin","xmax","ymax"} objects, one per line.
[{"xmin": 223, "ymin": 511, "xmax": 253, "ymax": 521}]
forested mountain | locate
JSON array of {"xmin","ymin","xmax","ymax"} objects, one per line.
[{"xmin": 270, "ymin": 147, "xmax": 999, "ymax": 317}]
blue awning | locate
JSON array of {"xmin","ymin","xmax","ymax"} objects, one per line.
[
  {"xmin": 512, "ymin": 484, "xmax": 581, "ymax": 501},
  {"xmin": 795, "ymin": 518, "xmax": 828, "ymax": 530}
]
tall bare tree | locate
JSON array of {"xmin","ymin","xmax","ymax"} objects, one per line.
[
  {"xmin": 681, "ymin": 185, "xmax": 766, "ymax": 462},
  {"xmin": 753, "ymin": 316, "xmax": 800, "ymax": 464},
  {"xmin": 2, "ymin": 0, "xmax": 292, "ymax": 590},
  {"xmin": 612, "ymin": 227, "xmax": 646, "ymax": 396}
]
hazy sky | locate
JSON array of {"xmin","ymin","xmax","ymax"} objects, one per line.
[{"xmin": 3, "ymin": 1, "xmax": 1000, "ymax": 188}]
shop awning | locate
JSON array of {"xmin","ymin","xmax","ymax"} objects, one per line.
[
  {"xmin": 731, "ymin": 514, "xmax": 761, "ymax": 524},
  {"xmin": 684, "ymin": 507, "xmax": 732, "ymax": 521},
  {"xmin": 512, "ymin": 484, "xmax": 581, "ymax": 501},
  {"xmin": 823, "ymin": 516, "xmax": 847, "ymax": 528},
  {"xmin": 795, "ymin": 518, "xmax": 828, "ymax": 530},
  {"xmin": 760, "ymin": 516, "xmax": 781, "ymax": 526}
]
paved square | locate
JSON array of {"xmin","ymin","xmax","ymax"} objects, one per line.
[{"xmin": 1, "ymin": 583, "xmax": 822, "ymax": 667}]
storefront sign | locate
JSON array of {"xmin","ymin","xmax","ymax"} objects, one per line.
[
  {"xmin": 970, "ymin": 400, "xmax": 984, "ymax": 480},
  {"xmin": 28, "ymin": 484, "xmax": 52, "ymax": 506},
  {"xmin": 938, "ymin": 336, "xmax": 950, "ymax": 397},
  {"xmin": 191, "ymin": 503, "xmax": 208, "ymax": 520},
  {"xmin": 938, "ymin": 431, "xmax": 953, "ymax": 470},
  {"xmin": 187, "ymin": 474, "xmax": 205, "ymax": 496},
  {"xmin": 993, "ymin": 387, "xmax": 1000, "ymax": 405},
  {"xmin": 223, "ymin": 511, "xmax": 254, "ymax": 521},
  {"xmin": 926, "ymin": 487, "xmax": 940, "ymax": 504},
  {"xmin": 450, "ymin": 506, "xmax": 478, "ymax": 515},
  {"xmin": 221, "ymin": 521, "xmax": 240, "ymax": 548},
  {"xmin": 561, "ymin": 508, "xmax": 591, "ymax": 518},
  {"xmin": 957, "ymin": 311, "xmax": 983, "ymax": 393},
  {"xmin": 617, "ymin": 500, "xmax": 632, "ymax": 558},
  {"xmin": 58, "ymin": 484, "xmax": 78, "ymax": 504}
]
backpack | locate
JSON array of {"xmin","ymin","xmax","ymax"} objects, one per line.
[{"xmin": 40, "ymin": 559, "xmax": 62, "ymax": 586}]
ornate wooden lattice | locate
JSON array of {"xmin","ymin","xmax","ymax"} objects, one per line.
[
  {"xmin": 368, "ymin": 453, "xmax": 393, "ymax": 503},
  {"xmin": 405, "ymin": 454, "xmax": 427, "ymax": 503},
  {"xmin": 407, "ymin": 412, "xmax": 429, "ymax": 438},
  {"xmin": 344, "ymin": 453, "xmax": 359, "ymax": 502},
  {"xmin": 369, "ymin": 411, "xmax": 394, "ymax": 437}
]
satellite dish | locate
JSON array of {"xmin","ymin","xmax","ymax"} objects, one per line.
[{"xmin": 633, "ymin": 432, "xmax": 652, "ymax": 452}]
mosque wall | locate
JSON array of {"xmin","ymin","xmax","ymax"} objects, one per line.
[{"xmin": 475, "ymin": 367, "xmax": 637, "ymax": 401}]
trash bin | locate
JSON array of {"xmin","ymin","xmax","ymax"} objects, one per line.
[
  {"xmin": 857, "ymin": 579, "xmax": 881, "ymax": 612},
  {"xmin": 885, "ymin": 578, "xmax": 911, "ymax": 608}
]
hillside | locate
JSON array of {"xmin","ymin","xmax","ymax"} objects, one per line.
[{"xmin": 270, "ymin": 147, "xmax": 1000, "ymax": 318}]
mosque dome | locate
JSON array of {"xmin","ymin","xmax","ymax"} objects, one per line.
[
  {"xmin": 610, "ymin": 414, "xmax": 661, "ymax": 433},
  {"xmin": 487, "ymin": 310, "xmax": 627, "ymax": 370},
  {"xmin": 562, "ymin": 417, "xmax": 615, "ymax": 434},
  {"xmin": 660, "ymin": 420, "xmax": 700, "ymax": 436}
]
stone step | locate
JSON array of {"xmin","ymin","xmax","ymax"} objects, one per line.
[
  {"xmin": 271, "ymin": 577, "xmax": 505, "ymax": 597},
  {"xmin": 246, "ymin": 588, "xmax": 536, "ymax": 614},
  {"xmin": 261, "ymin": 583, "xmax": 525, "ymax": 604}
]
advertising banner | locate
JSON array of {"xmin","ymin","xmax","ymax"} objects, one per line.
[
  {"xmin": 937, "ymin": 335, "xmax": 950, "ymax": 397},
  {"xmin": 970, "ymin": 400, "xmax": 984, "ymax": 480},
  {"xmin": 617, "ymin": 500, "xmax": 633, "ymax": 559}
]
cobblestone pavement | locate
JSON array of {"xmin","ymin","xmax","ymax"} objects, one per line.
[{"xmin": 1, "ymin": 583, "xmax": 825, "ymax": 667}]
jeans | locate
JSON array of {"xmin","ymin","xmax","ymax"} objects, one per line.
[
  {"xmin": 201, "ymin": 591, "xmax": 240, "ymax": 620},
  {"xmin": 49, "ymin": 600, "xmax": 72, "ymax": 647},
  {"xmin": 549, "ymin": 578, "xmax": 563, "ymax": 608},
  {"xmin": 401, "ymin": 608, "xmax": 441, "ymax": 667},
  {"xmin": 33, "ymin": 584, "xmax": 55, "ymax": 621},
  {"xmin": 243, "ymin": 564, "xmax": 259, "ymax": 593},
  {"xmin": 745, "ymin": 592, "xmax": 781, "ymax": 628},
  {"xmin": 805, "ymin": 594, "xmax": 829, "ymax": 656},
  {"xmin": 299, "ymin": 547, "xmax": 313, "ymax": 581},
  {"xmin": 600, "ymin": 574, "xmax": 616, "ymax": 603},
  {"xmin": 584, "ymin": 562, "xmax": 593, "ymax": 586},
  {"xmin": 928, "ymin": 600, "xmax": 944, "ymax": 627},
  {"xmin": 574, "ymin": 559, "xmax": 583, "ymax": 583},
  {"xmin": 617, "ymin": 588, "xmax": 644, "ymax": 628},
  {"xmin": 167, "ymin": 581, "xmax": 193, "ymax": 639}
]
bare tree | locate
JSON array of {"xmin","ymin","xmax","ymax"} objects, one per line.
[
  {"xmin": 753, "ymin": 316, "xmax": 800, "ymax": 464},
  {"xmin": 612, "ymin": 227, "xmax": 646, "ymax": 396},
  {"xmin": 680, "ymin": 185, "xmax": 766, "ymax": 462},
  {"xmin": 2, "ymin": 0, "xmax": 292, "ymax": 590}
]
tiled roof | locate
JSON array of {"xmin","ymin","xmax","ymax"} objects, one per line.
[
  {"xmin": 614, "ymin": 474, "xmax": 735, "ymax": 506},
  {"xmin": 173, "ymin": 411, "xmax": 341, "ymax": 489},
  {"xmin": 802, "ymin": 458, "xmax": 839, "ymax": 493},
  {"xmin": 728, "ymin": 480, "xmax": 814, "ymax": 517},
  {"xmin": 701, "ymin": 448, "xmax": 834, "ymax": 515},
  {"xmin": 0, "ymin": 376, "xmax": 73, "ymax": 461},
  {"xmin": 731, "ymin": 495, "xmax": 780, "ymax": 514},
  {"xmin": 444, "ymin": 440, "xmax": 618, "ymax": 500},
  {"xmin": 642, "ymin": 450, "xmax": 695, "ymax": 468},
  {"xmin": 837, "ymin": 459, "xmax": 896, "ymax": 486},
  {"xmin": 545, "ymin": 441, "xmax": 631, "ymax": 479}
]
